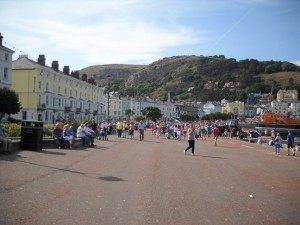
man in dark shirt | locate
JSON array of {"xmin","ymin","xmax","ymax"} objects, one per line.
[{"xmin": 287, "ymin": 130, "xmax": 295, "ymax": 156}]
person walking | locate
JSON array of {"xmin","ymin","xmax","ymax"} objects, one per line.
[
  {"xmin": 286, "ymin": 130, "xmax": 295, "ymax": 156},
  {"xmin": 0, "ymin": 124, "xmax": 12, "ymax": 154},
  {"xmin": 183, "ymin": 123, "xmax": 196, "ymax": 156},
  {"xmin": 212, "ymin": 124, "xmax": 219, "ymax": 146},
  {"xmin": 138, "ymin": 120, "xmax": 145, "ymax": 141},
  {"xmin": 274, "ymin": 133, "xmax": 283, "ymax": 155},
  {"xmin": 116, "ymin": 120, "xmax": 123, "ymax": 138},
  {"xmin": 122, "ymin": 120, "xmax": 129, "ymax": 138},
  {"xmin": 129, "ymin": 121, "xmax": 135, "ymax": 140}
]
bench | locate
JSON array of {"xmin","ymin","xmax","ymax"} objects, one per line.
[{"xmin": 42, "ymin": 137, "xmax": 85, "ymax": 149}]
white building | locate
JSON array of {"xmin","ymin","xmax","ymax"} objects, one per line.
[
  {"xmin": 0, "ymin": 33, "xmax": 14, "ymax": 89},
  {"xmin": 271, "ymin": 101, "xmax": 289, "ymax": 114},
  {"xmin": 203, "ymin": 102, "xmax": 221, "ymax": 114},
  {"xmin": 289, "ymin": 101, "xmax": 300, "ymax": 118}
]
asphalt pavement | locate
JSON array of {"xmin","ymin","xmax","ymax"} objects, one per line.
[{"xmin": 1, "ymin": 131, "xmax": 299, "ymax": 225}]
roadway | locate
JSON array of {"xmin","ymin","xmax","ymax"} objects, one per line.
[{"xmin": 0, "ymin": 131, "xmax": 299, "ymax": 225}]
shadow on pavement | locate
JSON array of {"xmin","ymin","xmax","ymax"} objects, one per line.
[
  {"xmin": 198, "ymin": 155, "xmax": 227, "ymax": 159},
  {"xmin": 99, "ymin": 176, "xmax": 125, "ymax": 182}
]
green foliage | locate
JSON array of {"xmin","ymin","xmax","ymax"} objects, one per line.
[
  {"xmin": 179, "ymin": 114, "xmax": 196, "ymax": 121},
  {"xmin": 201, "ymin": 112, "xmax": 233, "ymax": 120},
  {"xmin": 1, "ymin": 123, "xmax": 21, "ymax": 137},
  {"xmin": 0, "ymin": 88, "xmax": 22, "ymax": 121},
  {"xmin": 134, "ymin": 115, "xmax": 146, "ymax": 122},
  {"xmin": 43, "ymin": 124, "xmax": 54, "ymax": 137},
  {"xmin": 98, "ymin": 56, "xmax": 300, "ymax": 103},
  {"xmin": 141, "ymin": 106, "xmax": 162, "ymax": 122}
]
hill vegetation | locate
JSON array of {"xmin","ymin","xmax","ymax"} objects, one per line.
[{"xmin": 80, "ymin": 55, "xmax": 300, "ymax": 102}]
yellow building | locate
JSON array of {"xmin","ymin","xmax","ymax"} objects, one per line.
[
  {"xmin": 277, "ymin": 89, "xmax": 298, "ymax": 102},
  {"xmin": 224, "ymin": 101, "xmax": 244, "ymax": 116},
  {"xmin": 11, "ymin": 55, "xmax": 105, "ymax": 124}
]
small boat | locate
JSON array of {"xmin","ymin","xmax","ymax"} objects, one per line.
[{"xmin": 255, "ymin": 112, "xmax": 300, "ymax": 135}]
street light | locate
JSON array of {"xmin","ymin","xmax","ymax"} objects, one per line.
[
  {"xmin": 107, "ymin": 90, "xmax": 110, "ymax": 123},
  {"xmin": 107, "ymin": 76, "xmax": 111, "ymax": 123}
]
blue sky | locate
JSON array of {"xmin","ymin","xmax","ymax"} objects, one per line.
[{"xmin": 1, "ymin": 0, "xmax": 299, "ymax": 71}]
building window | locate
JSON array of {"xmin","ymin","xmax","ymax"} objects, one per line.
[
  {"xmin": 5, "ymin": 53, "xmax": 9, "ymax": 61},
  {"xmin": 39, "ymin": 81, "xmax": 42, "ymax": 89},
  {"xmin": 4, "ymin": 68, "xmax": 8, "ymax": 80},
  {"xmin": 46, "ymin": 83, "xmax": 49, "ymax": 91},
  {"xmin": 22, "ymin": 111, "xmax": 27, "ymax": 120}
]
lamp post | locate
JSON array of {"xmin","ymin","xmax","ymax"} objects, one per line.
[
  {"xmin": 107, "ymin": 76, "xmax": 111, "ymax": 123},
  {"xmin": 107, "ymin": 91, "xmax": 110, "ymax": 123}
]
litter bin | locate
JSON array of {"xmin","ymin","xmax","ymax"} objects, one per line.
[{"xmin": 20, "ymin": 120, "xmax": 43, "ymax": 150}]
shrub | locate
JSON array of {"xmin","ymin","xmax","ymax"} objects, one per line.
[
  {"xmin": 43, "ymin": 124, "xmax": 54, "ymax": 137},
  {"xmin": 1, "ymin": 123, "xmax": 21, "ymax": 137}
]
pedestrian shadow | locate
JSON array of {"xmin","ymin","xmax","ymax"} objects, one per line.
[
  {"xmin": 92, "ymin": 145, "xmax": 108, "ymax": 150},
  {"xmin": 38, "ymin": 150, "xmax": 67, "ymax": 155},
  {"xmin": 140, "ymin": 140, "xmax": 164, "ymax": 144},
  {"xmin": 198, "ymin": 155, "xmax": 226, "ymax": 159},
  {"xmin": 99, "ymin": 176, "xmax": 125, "ymax": 182}
]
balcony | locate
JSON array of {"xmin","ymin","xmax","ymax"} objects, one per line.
[
  {"xmin": 85, "ymin": 109, "xmax": 90, "ymax": 115},
  {"xmin": 37, "ymin": 103, "xmax": 46, "ymax": 111},
  {"xmin": 65, "ymin": 106, "xmax": 71, "ymax": 112},
  {"xmin": 93, "ymin": 110, "xmax": 98, "ymax": 115},
  {"xmin": 76, "ymin": 108, "xmax": 82, "ymax": 114}
]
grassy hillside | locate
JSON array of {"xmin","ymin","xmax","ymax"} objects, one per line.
[
  {"xmin": 260, "ymin": 72, "xmax": 300, "ymax": 86},
  {"xmin": 79, "ymin": 56, "xmax": 300, "ymax": 102}
]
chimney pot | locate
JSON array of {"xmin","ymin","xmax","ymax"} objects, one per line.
[
  {"xmin": 0, "ymin": 33, "xmax": 3, "ymax": 46},
  {"xmin": 51, "ymin": 60, "xmax": 59, "ymax": 71},
  {"xmin": 63, "ymin": 66, "xmax": 70, "ymax": 75},
  {"xmin": 38, "ymin": 54, "xmax": 46, "ymax": 66}
]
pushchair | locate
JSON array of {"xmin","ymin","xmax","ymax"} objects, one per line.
[{"xmin": 99, "ymin": 128, "xmax": 108, "ymax": 141}]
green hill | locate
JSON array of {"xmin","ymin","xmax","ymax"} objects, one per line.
[{"xmin": 80, "ymin": 55, "xmax": 300, "ymax": 102}]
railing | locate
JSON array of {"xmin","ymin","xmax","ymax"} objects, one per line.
[
  {"xmin": 76, "ymin": 108, "xmax": 82, "ymax": 114},
  {"xmin": 37, "ymin": 103, "xmax": 46, "ymax": 110}
]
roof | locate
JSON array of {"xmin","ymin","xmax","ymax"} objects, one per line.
[
  {"xmin": 0, "ymin": 45, "xmax": 14, "ymax": 54},
  {"xmin": 12, "ymin": 56, "xmax": 37, "ymax": 70}
]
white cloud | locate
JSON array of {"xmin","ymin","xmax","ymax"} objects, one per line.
[{"xmin": 1, "ymin": 0, "xmax": 200, "ymax": 69}]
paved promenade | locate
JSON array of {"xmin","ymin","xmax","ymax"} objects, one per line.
[{"xmin": 1, "ymin": 131, "xmax": 300, "ymax": 225}]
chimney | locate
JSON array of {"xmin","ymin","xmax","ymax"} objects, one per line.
[
  {"xmin": 0, "ymin": 33, "xmax": 3, "ymax": 46},
  {"xmin": 63, "ymin": 66, "xmax": 70, "ymax": 75},
  {"xmin": 82, "ymin": 74, "xmax": 87, "ymax": 82},
  {"xmin": 51, "ymin": 61, "xmax": 59, "ymax": 71},
  {"xmin": 37, "ymin": 55, "xmax": 46, "ymax": 66},
  {"xmin": 71, "ymin": 71, "xmax": 79, "ymax": 79},
  {"xmin": 88, "ymin": 78, "xmax": 95, "ymax": 84}
]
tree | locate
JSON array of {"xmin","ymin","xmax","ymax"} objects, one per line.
[
  {"xmin": 134, "ymin": 115, "xmax": 146, "ymax": 122},
  {"xmin": 0, "ymin": 88, "xmax": 22, "ymax": 121},
  {"xmin": 124, "ymin": 108, "xmax": 133, "ymax": 119},
  {"xmin": 179, "ymin": 114, "xmax": 196, "ymax": 121},
  {"xmin": 141, "ymin": 106, "xmax": 162, "ymax": 122}
]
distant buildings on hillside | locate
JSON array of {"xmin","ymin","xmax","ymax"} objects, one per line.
[{"xmin": 1, "ymin": 33, "xmax": 299, "ymax": 124}]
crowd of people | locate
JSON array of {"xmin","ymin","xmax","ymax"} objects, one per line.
[{"xmin": 49, "ymin": 119, "xmax": 299, "ymax": 157}]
